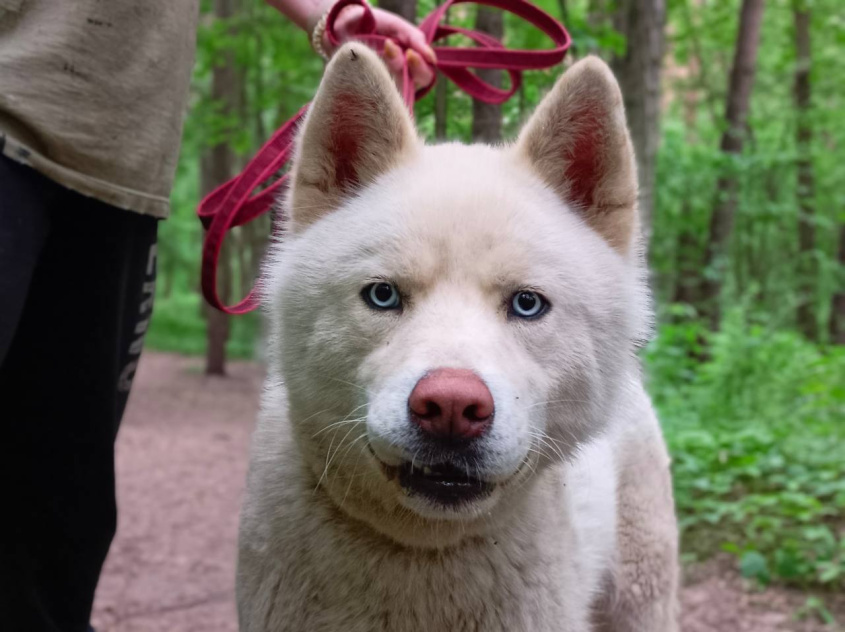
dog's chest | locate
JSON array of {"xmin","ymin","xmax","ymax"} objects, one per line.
[{"xmin": 261, "ymin": 528, "xmax": 593, "ymax": 632}]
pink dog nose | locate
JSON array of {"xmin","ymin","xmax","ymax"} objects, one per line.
[{"xmin": 408, "ymin": 369, "xmax": 494, "ymax": 440}]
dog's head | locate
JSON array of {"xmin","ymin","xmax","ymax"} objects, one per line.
[{"xmin": 266, "ymin": 44, "xmax": 649, "ymax": 547}]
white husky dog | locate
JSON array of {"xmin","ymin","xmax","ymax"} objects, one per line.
[{"xmin": 238, "ymin": 43, "xmax": 678, "ymax": 631}]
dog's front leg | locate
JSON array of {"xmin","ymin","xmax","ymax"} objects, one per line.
[{"xmin": 595, "ymin": 423, "xmax": 679, "ymax": 632}]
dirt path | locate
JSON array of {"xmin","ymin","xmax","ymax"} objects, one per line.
[{"xmin": 92, "ymin": 352, "xmax": 840, "ymax": 631}]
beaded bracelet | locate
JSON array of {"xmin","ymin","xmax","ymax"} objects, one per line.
[{"xmin": 310, "ymin": 0, "xmax": 338, "ymax": 61}]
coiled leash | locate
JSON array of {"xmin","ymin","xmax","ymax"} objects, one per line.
[{"xmin": 197, "ymin": 0, "xmax": 571, "ymax": 314}]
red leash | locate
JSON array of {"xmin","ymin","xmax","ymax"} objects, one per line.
[{"xmin": 197, "ymin": 0, "xmax": 570, "ymax": 314}]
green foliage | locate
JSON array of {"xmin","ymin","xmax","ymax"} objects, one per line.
[
  {"xmin": 652, "ymin": 0, "xmax": 845, "ymax": 335},
  {"xmin": 646, "ymin": 308, "xmax": 845, "ymax": 589},
  {"xmin": 796, "ymin": 596, "xmax": 837, "ymax": 625},
  {"xmin": 145, "ymin": 0, "xmax": 845, "ymax": 596},
  {"xmin": 146, "ymin": 293, "xmax": 260, "ymax": 359},
  {"xmin": 645, "ymin": 0, "xmax": 845, "ymax": 590}
]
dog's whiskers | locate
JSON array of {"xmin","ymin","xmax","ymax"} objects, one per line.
[
  {"xmin": 314, "ymin": 421, "xmax": 363, "ymax": 494},
  {"xmin": 335, "ymin": 431, "xmax": 370, "ymax": 468},
  {"xmin": 324, "ymin": 424, "xmax": 362, "ymax": 475},
  {"xmin": 310, "ymin": 402, "xmax": 368, "ymax": 437},
  {"xmin": 327, "ymin": 377, "xmax": 368, "ymax": 393},
  {"xmin": 338, "ymin": 434, "xmax": 370, "ymax": 510},
  {"xmin": 526, "ymin": 398, "xmax": 590, "ymax": 410},
  {"xmin": 311, "ymin": 417, "xmax": 361, "ymax": 439},
  {"xmin": 298, "ymin": 408, "xmax": 331, "ymax": 426},
  {"xmin": 512, "ymin": 452, "xmax": 541, "ymax": 494},
  {"xmin": 526, "ymin": 429, "xmax": 570, "ymax": 463}
]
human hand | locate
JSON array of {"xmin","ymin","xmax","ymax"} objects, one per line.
[{"xmin": 325, "ymin": 4, "xmax": 436, "ymax": 89}]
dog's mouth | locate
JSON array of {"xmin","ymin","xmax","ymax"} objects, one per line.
[{"xmin": 380, "ymin": 458, "xmax": 494, "ymax": 506}]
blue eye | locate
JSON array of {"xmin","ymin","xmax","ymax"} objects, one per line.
[
  {"xmin": 363, "ymin": 282, "xmax": 401, "ymax": 310},
  {"xmin": 510, "ymin": 291, "xmax": 548, "ymax": 319}
]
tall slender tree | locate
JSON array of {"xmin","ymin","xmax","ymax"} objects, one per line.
[
  {"xmin": 610, "ymin": 0, "xmax": 666, "ymax": 246},
  {"xmin": 378, "ymin": 0, "xmax": 416, "ymax": 22},
  {"xmin": 831, "ymin": 226, "xmax": 845, "ymax": 345},
  {"xmin": 699, "ymin": 0, "xmax": 766, "ymax": 326},
  {"xmin": 472, "ymin": 7, "xmax": 504, "ymax": 143},
  {"xmin": 793, "ymin": 1, "xmax": 817, "ymax": 338},
  {"xmin": 203, "ymin": 0, "xmax": 243, "ymax": 375}
]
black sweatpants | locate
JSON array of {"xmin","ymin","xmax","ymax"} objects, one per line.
[{"xmin": 0, "ymin": 155, "xmax": 158, "ymax": 632}]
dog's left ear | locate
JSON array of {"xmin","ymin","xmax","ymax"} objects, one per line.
[
  {"xmin": 515, "ymin": 56, "xmax": 638, "ymax": 254},
  {"xmin": 288, "ymin": 43, "xmax": 418, "ymax": 232}
]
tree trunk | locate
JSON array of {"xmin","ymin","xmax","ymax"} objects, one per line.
[
  {"xmin": 680, "ymin": 0, "xmax": 719, "ymax": 128},
  {"xmin": 249, "ymin": 14, "xmax": 271, "ymax": 287},
  {"xmin": 433, "ymin": 9, "xmax": 448, "ymax": 141},
  {"xmin": 472, "ymin": 7, "xmax": 504, "ymax": 143},
  {"xmin": 671, "ymin": 202, "xmax": 700, "ymax": 306},
  {"xmin": 830, "ymin": 226, "xmax": 845, "ymax": 345},
  {"xmin": 610, "ymin": 0, "xmax": 666, "ymax": 247},
  {"xmin": 793, "ymin": 3, "xmax": 816, "ymax": 339},
  {"xmin": 586, "ymin": 0, "xmax": 609, "ymax": 54},
  {"xmin": 378, "ymin": 0, "xmax": 416, "ymax": 22},
  {"xmin": 699, "ymin": 0, "xmax": 766, "ymax": 326},
  {"xmin": 203, "ymin": 0, "xmax": 242, "ymax": 376}
]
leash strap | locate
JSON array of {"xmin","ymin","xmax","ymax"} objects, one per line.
[{"xmin": 198, "ymin": 0, "xmax": 570, "ymax": 314}]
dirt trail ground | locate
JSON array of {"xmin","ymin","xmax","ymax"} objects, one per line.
[{"xmin": 91, "ymin": 352, "xmax": 841, "ymax": 632}]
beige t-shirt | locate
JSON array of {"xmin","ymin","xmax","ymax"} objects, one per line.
[{"xmin": 0, "ymin": 0, "xmax": 200, "ymax": 218}]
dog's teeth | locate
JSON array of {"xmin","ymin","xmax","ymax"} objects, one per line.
[{"xmin": 423, "ymin": 466, "xmax": 432, "ymax": 475}]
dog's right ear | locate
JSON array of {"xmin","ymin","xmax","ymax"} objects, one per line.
[
  {"xmin": 514, "ymin": 56, "xmax": 638, "ymax": 254},
  {"xmin": 288, "ymin": 43, "xmax": 418, "ymax": 232}
]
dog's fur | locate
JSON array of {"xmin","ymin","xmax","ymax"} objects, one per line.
[{"xmin": 237, "ymin": 44, "xmax": 679, "ymax": 631}]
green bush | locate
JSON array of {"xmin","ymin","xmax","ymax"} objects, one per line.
[
  {"xmin": 146, "ymin": 292, "xmax": 261, "ymax": 360},
  {"xmin": 646, "ymin": 308, "xmax": 845, "ymax": 588}
]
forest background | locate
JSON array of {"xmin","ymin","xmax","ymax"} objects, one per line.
[{"xmin": 146, "ymin": 0, "xmax": 845, "ymax": 621}]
